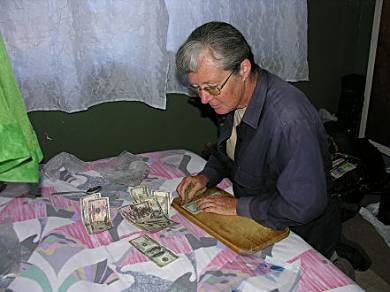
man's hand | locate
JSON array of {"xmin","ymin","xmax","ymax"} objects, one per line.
[
  {"xmin": 198, "ymin": 195, "xmax": 237, "ymax": 215},
  {"xmin": 176, "ymin": 175, "xmax": 209, "ymax": 203}
]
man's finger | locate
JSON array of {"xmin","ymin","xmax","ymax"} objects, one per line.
[
  {"xmin": 198, "ymin": 199, "xmax": 214, "ymax": 210},
  {"xmin": 177, "ymin": 179, "xmax": 192, "ymax": 201},
  {"xmin": 183, "ymin": 182, "xmax": 193, "ymax": 203},
  {"xmin": 176, "ymin": 181, "xmax": 186, "ymax": 200},
  {"xmin": 189, "ymin": 185, "xmax": 206, "ymax": 200}
]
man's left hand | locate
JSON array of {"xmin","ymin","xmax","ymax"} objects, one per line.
[{"xmin": 198, "ymin": 195, "xmax": 237, "ymax": 216}]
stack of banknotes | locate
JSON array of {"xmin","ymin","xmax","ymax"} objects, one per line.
[
  {"xmin": 80, "ymin": 192, "xmax": 113, "ymax": 234},
  {"xmin": 129, "ymin": 234, "xmax": 178, "ymax": 267},
  {"xmin": 119, "ymin": 185, "xmax": 177, "ymax": 233}
]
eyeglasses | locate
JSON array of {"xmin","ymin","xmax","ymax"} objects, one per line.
[{"xmin": 190, "ymin": 71, "xmax": 233, "ymax": 96}]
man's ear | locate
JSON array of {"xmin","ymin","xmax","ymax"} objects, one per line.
[{"xmin": 239, "ymin": 59, "xmax": 252, "ymax": 80}]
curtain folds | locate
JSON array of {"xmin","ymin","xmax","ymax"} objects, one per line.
[{"xmin": 0, "ymin": 0, "xmax": 308, "ymax": 113}]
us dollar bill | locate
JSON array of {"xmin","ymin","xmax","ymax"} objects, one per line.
[
  {"xmin": 182, "ymin": 199, "xmax": 201, "ymax": 214},
  {"xmin": 181, "ymin": 190, "xmax": 221, "ymax": 215},
  {"xmin": 80, "ymin": 193, "xmax": 102, "ymax": 234},
  {"xmin": 129, "ymin": 235, "xmax": 178, "ymax": 267},
  {"xmin": 132, "ymin": 217, "xmax": 177, "ymax": 233},
  {"xmin": 88, "ymin": 197, "xmax": 113, "ymax": 233},
  {"xmin": 182, "ymin": 185, "xmax": 207, "ymax": 204},
  {"xmin": 130, "ymin": 185, "xmax": 150, "ymax": 202},
  {"xmin": 129, "ymin": 234, "xmax": 159, "ymax": 253},
  {"xmin": 146, "ymin": 245, "xmax": 178, "ymax": 267},
  {"xmin": 152, "ymin": 190, "xmax": 171, "ymax": 215}
]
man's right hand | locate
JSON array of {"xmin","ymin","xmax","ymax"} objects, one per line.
[{"xmin": 176, "ymin": 175, "xmax": 209, "ymax": 203}]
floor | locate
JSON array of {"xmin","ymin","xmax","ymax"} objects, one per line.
[{"xmin": 342, "ymin": 202, "xmax": 390, "ymax": 291}]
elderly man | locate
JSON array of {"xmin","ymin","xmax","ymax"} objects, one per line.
[{"xmin": 175, "ymin": 21, "xmax": 370, "ymax": 272}]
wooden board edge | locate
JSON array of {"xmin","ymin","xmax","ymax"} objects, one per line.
[{"xmin": 172, "ymin": 199, "xmax": 289, "ymax": 255}]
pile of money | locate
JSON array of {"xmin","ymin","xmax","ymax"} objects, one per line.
[
  {"xmin": 130, "ymin": 185, "xmax": 172, "ymax": 215},
  {"xmin": 81, "ymin": 193, "xmax": 113, "ymax": 234},
  {"xmin": 129, "ymin": 235, "xmax": 178, "ymax": 267},
  {"xmin": 119, "ymin": 185, "xmax": 176, "ymax": 233}
]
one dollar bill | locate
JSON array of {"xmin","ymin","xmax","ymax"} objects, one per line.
[{"xmin": 129, "ymin": 235, "xmax": 178, "ymax": 267}]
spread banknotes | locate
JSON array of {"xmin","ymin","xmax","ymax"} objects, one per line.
[
  {"xmin": 120, "ymin": 186, "xmax": 176, "ymax": 233},
  {"xmin": 120, "ymin": 201, "xmax": 154, "ymax": 222},
  {"xmin": 130, "ymin": 186, "xmax": 171, "ymax": 215},
  {"xmin": 79, "ymin": 185, "xmax": 173, "ymax": 234},
  {"xmin": 129, "ymin": 235, "xmax": 178, "ymax": 267},
  {"xmin": 119, "ymin": 201, "xmax": 176, "ymax": 233}
]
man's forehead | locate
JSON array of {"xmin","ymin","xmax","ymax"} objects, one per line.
[
  {"xmin": 189, "ymin": 54, "xmax": 224, "ymax": 85},
  {"xmin": 188, "ymin": 71, "xmax": 220, "ymax": 86},
  {"xmin": 197, "ymin": 51, "xmax": 218, "ymax": 71}
]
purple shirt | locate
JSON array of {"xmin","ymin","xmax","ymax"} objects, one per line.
[{"xmin": 200, "ymin": 69, "xmax": 330, "ymax": 230}]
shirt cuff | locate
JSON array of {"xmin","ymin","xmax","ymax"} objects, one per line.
[
  {"xmin": 198, "ymin": 168, "xmax": 220, "ymax": 187},
  {"xmin": 236, "ymin": 196, "xmax": 254, "ymax": 218}
]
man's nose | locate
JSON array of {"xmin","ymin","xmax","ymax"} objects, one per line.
[{"xmin": 199, "ymin": 90, "xmax": 213, "ymax": 104}]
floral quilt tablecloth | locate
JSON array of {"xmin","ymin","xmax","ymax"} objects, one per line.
[{"xmin": 0, "ymin": 149, "xmax": 363, "ymax": 292}]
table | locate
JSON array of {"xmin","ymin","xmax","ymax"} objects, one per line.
[{"xmin": 0, "ymin": 149, "xmax": 363, "ymax": 291}]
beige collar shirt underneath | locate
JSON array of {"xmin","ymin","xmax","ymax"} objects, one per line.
[{"xmin": 226, "ymin": 107, "xmax": 247, "ymax": 160}]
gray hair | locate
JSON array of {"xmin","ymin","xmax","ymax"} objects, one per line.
[{"xmin": 176, "ymin": 22, "xmax": 257, "ymax": 76}]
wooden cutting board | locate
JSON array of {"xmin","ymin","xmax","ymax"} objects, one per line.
[{"xmin": 172, "ymin": 187, "xmax": 289, "ymax": 255}]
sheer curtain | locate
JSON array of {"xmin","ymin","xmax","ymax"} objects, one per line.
[{"xmin": 0, "ymin": 0, "xmax": 308, "ymax": 112}]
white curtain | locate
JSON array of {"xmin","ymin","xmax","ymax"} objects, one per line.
[{"xmin": 0, "ymin": 0, "xmax": 308, "ymax": 113}]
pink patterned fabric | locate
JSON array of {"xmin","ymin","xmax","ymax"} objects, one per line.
[
  {"xmin": 288, "ymin": 249, "xmax": 354, "ymax": 291},
  {"xmin": 0, "ymin": 149, "xmax": 362, "ymax": 292}
]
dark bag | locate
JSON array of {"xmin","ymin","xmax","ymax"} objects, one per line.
[{"xmin": 325, "ymin": 121, "xmax": 390, "ymax": 223}]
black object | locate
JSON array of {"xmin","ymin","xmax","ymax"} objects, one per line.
[
  {"xmin": 378, "ymin": 181, "xmax": 390, "ymax": 225},
  {"xmin": 51, "ymin": 185, "xmax": 102, "ymax": 196},
  {"xmin": 0, "ymin": 182, "xmax": 6, "ymax": 193},
  {"xmin": 325, "ymin": 121, "xmax": 390, "ymax": 223},
  {"xmin": 291, "ymin": 198, "xmax": 342, "ymax": 259},
  {"xmin": 336, "ymin": 74, "xmax": 366, "ymax": 137},
  {"xmin": 332, "ymin": 256, "xmax": 355, "ymax": 280},
  {"xmin": 335, "ymin": 235, "xmax": 372, "ymax": 271}
]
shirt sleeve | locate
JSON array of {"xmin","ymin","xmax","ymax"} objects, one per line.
[
  {"xmin": 199, "ymin": 148, "xmax": 232, "ymax": 187},
  {"xmin": 236, "ymin": 118, "xmax": 329, "ymax": 230}
]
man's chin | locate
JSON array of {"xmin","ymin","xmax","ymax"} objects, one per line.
[
  {"xmin": 213, "ymin": 108, "xmax": 225, "ymax": 115},
  {"xmin": 213, "ymin": 107, "xmax": 230, "ymax": 115}
]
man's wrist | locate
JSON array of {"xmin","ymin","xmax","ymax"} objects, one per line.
[{"xmin": 236, "ymin": 196, "xmax": 254, "ymax": 218}]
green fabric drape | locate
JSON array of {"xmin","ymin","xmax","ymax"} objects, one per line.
[{"xmin": 0, "ymin": 33, "xmax": 43, "ymax": 183}]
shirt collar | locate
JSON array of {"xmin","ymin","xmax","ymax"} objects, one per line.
[{"xmin": 241, "ymin": 68, "xmax": 268, "ymax": 129}]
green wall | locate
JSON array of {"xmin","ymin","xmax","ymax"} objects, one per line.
[
  {"xmin": 28, "ymin": 0, "xmax": 376, "ymax": 162},
  {"xmin": 29, "ymin": 95, "xmax": 217, "ymax": 162},
  {"xmin": 295, "ymin": 0, "xmax": 375, "ymax": 112}
]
